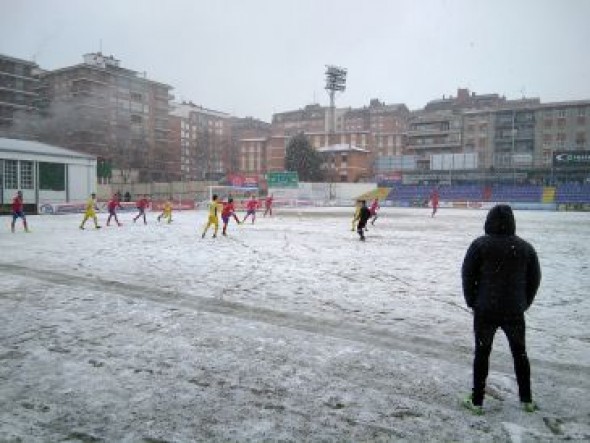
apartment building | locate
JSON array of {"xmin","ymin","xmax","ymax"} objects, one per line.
[
  {"xmin": 406, "ymin": 110, "xmax": 463, "ymax": 170},
  {"xmin": 272, "ymin": 104, "xmax": 329, "ymax": 135},
  {"xmin": 169, "ymin": 101, "xmax": 232, "ymax": 181},
  {"xmin": 536, "ymin": 101, "xmax": 590, "ymax": 163},
  {"xmin": 37, "ymin": 53, "xmax": 173, "ymax": 182},
  {"xmin": 232, "ymin": 117, "xmax": 271, "ymax": 175},
  {"xmin": 0, "ymin": 54, "xmax": 39, "ymax": 138}
]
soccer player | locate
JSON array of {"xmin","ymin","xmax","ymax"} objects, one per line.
[
  {"xmin": 430, "ymin": 188, "xmax": 439, "ymax": 218},
  {"xmin": 80, "ymin": 193, "xmax": 101, "ymax": 230},
  {"xmin": 157, "ymin": 198, "xmax": 173, "ymax": 224},
  {"xmin": 10, "ymin": 190, "xmax": 29, "ymax": 233},
  {"xmin": 263, "ymin": 194, "xmax": 274, "ymax": 217},
  {"xmin": 351, "ymin": 200, "xmax": 361, "ymax": 231},
  {"xmin": 369, "ymin": 198, "xmax": 380, "ymax": 225},
  {"xmin": 242, "ymin": 195, "xmax": 259, "ymax": 224},
  {"xmin": 357, "ymin": 200, "xmax": 371, "ymax": 241},
  {"xmin": 202, "ymin": 194, "xmax": 222, "ymax": 238},
  {"xmin": 133, "ymin": 195, "xmax": 149, "ymax": 224},
  {"xmin": 221, "ymin": 197, "xmax": 240, "ymax": 236},
  {"xmin": 106, "ymin": 193, "xmax": 123, "ymax": 227}
]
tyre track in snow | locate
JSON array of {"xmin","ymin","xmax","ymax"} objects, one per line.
[{"xmin": 0, "ymin": 262, "xmax": 588, "ymax": 388}]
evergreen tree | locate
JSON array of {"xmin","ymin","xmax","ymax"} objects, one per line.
[{"xmin": 285, "ymin": 133, "xmax": 324, "ymax": 181}]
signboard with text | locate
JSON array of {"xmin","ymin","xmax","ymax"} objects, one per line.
[
  {"xmin": 553, "ymin": 151, "xmax": 590, "ymax": 167},
  {"xmin": 267, "ymin": 171, "xmax": 299, "ymax": 188},
  {"xmin": 228, "ymin": 173, "xmax": 259, "ymax": 188}
]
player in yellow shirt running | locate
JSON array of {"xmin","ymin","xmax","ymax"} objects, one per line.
[
  {"xmin": 351, "ymin": 200, "xmax": 361, "ymax": 231},
  {"xmin": 157, "ymin": 198, "xmax": 173, "ymax": 224},
  {"xmin": 201, "ymin": 194, "xmax": 222, "ymax": 238},
  {"xmin": 80, "ymin": 193, "xmax": 101, "ymax": 230}
]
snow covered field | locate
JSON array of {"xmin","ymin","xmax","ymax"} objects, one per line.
[{"xmin": 1, "ymin": 207, "xmax": 589, "ymax": 442}]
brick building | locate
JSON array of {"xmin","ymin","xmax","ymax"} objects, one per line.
[{"xmin": 317, "ymin": 144, "xmax": 371, "ymax": 182}]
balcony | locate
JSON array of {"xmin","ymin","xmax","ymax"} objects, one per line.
[
  {"xmin": 71, "ymin": 76, "xmax": 108, "ymax": 85},
  {"xmin": 406, "ymin": 141, "xmax": 461, "ymax": 150},
  {"xmin": 407, "ymin": 127, "xmax": 454, "ymax": 136}
]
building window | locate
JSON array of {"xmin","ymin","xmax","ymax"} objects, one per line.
[
  {"xmin": 39, "ymin": 162, "xmax": 65, "ymax": 191},
  {"xmin": 20, "ymin": 161, "xmax": 34, "ymax": 189},
  {"xmin": 4, "ymin": 160, "xmax": 18, "ymax": 189},
  {"xmin": 131, "ymin": 114, "xmax": 142, "ymax": 124},
  {"xmin": 556, "ymin": 109, "xmax": 567, "ymax": 118}
]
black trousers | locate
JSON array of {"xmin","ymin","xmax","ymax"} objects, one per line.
[{"xmin": 471, "ymin": 312, "xmax": 532, "ymax": 405}]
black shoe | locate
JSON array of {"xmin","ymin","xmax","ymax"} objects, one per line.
[{"xmin": 201, "ymin": 232, "xmax": 206, "ymax": 239}]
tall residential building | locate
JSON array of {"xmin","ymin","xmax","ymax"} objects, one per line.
[
  {"xmin": 344, "ymin": 99, "xmax": 409, "ymax": 157},
  {"xmin": 535, "ymin": 101, "xmax": 590, "ymax": 159},
  {"xmin": 461, "ymin": 100, "xmax": 590, "ymax": 175},
  {"xmin": 169, "ymin": 101, "xmax": 232, "ymax": 181},
  {"xmin": 0, "ymin": 54, "xmax": 39, "ymax": 138},
  {"xmin": 406, "ymin": 110, "xmax": 463, "ymax": 170},
  {"xmin": 232, "ymin": 116, "xmax": 271, "ymax": 176},
  {"xmin": 36, "ymin": 53, "xmax": 173, "ymax": 182}
]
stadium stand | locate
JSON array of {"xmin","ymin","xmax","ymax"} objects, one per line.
[{"xmin": 555, "ymin": 184, "xmax": 590, "ymax": 203}]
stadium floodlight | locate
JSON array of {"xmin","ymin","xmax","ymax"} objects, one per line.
[
  {"xmin": 325, "ymin": 65, "xmax": 347, "ymax": 134},
  {"xmin": 325, "ymin": 65, "xmax": 347, "ymax": 92}
]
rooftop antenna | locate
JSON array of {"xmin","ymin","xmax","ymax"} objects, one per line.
[{"xmin": 99, "ymin": 38, "xmax": 103, "ymax": 53}]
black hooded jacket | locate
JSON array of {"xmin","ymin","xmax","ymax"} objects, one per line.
[{"xmin": 462, "ymin": 205, "xmax": 541, "ymax": 315}]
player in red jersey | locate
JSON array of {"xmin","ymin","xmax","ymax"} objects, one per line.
[
  {"xmin": 10, "ymin": 190, "xmax": 29, "ymax": 233},
  {"xmin": 430, "ymin": 188, "xmax": 440, "ymax": 218},
  {"xmin": 242, "ymin": 195, "xmax": 259, "ymax": 224},
  {"xmin": 369, "ymin": 198, "xmax": 380, "ymax": 225},
  {"xmin": 221, "ymin": 197, "xmax": 240, "ymax": 236},
  {"xmin": 133, "ymin": 195, "xmax": 149, "ymax": 224},
  {"xmin": 106, "ymin": 194, "xmax": 123, "ymax": 227},
  {"xmin": 263, "ymin": 194, "xmax": 274, "ymax": 217}
]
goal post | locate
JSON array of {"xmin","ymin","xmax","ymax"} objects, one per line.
[{"xmin": 207, "ymin": 186, "xmax": 260, "ymax": 207}]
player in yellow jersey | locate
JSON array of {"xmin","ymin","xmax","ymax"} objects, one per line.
[
  {"xmin": 80, "ymin": 193, "xmax": 101, "ymax": 230},
  {"xmin": 201, "ymin": 194, "xmax": 222, "ymax": 238},
  {"xmin": 351, "ymin": 200, "xmax": 361, "ymax": 231},
  {"xmin": 157, "ymin": 198, "xmax": 173, "ymax": 224}
]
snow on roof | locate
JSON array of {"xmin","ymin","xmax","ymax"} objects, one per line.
[
  {"xmin": 0, "ymin": 137, "xmax": 96, "ymax": 160},
  {"xmin": 316, "ymin": 144, "xmax": 370, "ymax": 153}
]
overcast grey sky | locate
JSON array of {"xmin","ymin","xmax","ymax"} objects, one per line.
[{"xmin": 1, "ymin": 0, "xmax": 589, "ymax": 121}]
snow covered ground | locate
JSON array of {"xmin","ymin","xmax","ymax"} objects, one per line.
[{"xmin": 0, "ymin": 207, "xmax": 589, "ymax": 442}]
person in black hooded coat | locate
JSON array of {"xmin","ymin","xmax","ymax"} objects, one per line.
[{"xmin": 461, "ymin": 204, "xmax": 541, "ymax": 412}]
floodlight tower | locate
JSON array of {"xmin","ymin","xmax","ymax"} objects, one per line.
[{"xmin": 325, "ymin": 65, "xmax": 347, "ymax": 134}]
